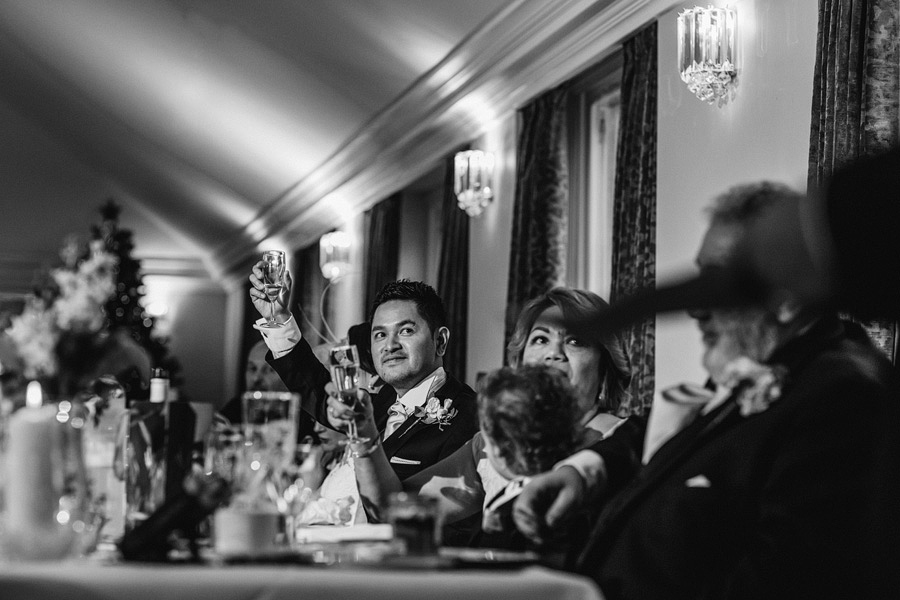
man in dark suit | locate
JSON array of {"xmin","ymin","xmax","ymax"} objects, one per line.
[
  {"xmin": 248, "ymin": 275, "xmax": 477, "ymax": 480},
  {"xmin": 513, "ymin": 182, "xmax": 899, "ymax": 599}
]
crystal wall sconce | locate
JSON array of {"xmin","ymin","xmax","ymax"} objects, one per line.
[{"xmin": 677, "ymin": 5, "xmax": 737, "ymax": 106}]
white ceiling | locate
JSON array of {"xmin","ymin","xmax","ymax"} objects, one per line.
[
  {"xmin": 0, "ymin": 0, "xmax": 512, "ymax": 290},
  {"xmin": 0, "ymin": 0, "xmax": 659, "ymax": 293}
]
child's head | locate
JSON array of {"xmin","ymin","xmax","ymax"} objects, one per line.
[{"xmin": 477, "ymin": 365, "xmax": 584, "ymax": 479}]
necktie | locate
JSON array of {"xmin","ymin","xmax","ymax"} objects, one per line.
[{"xmin": 384, "ymin": 400, "xmax": 409, "ymax": 439}]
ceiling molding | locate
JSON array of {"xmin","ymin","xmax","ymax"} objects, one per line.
[{"xmin": 214, "ymin": 0, "xmax": 680, "ymax": 277}]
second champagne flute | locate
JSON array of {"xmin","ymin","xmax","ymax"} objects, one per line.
[
  {"xmin": 329, "ymin": 344, "xmax": 370, "ymax": 445},
  {"xmin": 260, "ymin": 250, "xmax": 286, "ymax": 328}
]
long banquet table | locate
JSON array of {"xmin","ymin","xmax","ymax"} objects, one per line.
[{"xmin": 0, "ymin": 561, "xmax": 604, "ymax": 600}]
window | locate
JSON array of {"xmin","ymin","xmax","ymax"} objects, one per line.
[{"xmin": 566, "ymin": 54, "xmax": 622, "ymax": 300}]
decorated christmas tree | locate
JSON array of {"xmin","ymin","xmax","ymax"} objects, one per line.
[{"xmin": 92, "ymin": 199, "xmax": 183, "ymax": 399}]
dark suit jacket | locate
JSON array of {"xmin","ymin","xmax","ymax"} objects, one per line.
[
  {"xmin": 577, "ymin": 316, "xmax": 900, "ymax": 600},
  {"xmin": 269, "ymin": 337, "xmax": 478, "ymax": 480}
]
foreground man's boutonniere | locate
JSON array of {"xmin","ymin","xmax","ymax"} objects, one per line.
[
  {"xmin": 720, "ymin": 357, "xmax": 789, "ymax": 417},
  {"xmin": 414, "ymin": 397, "xmax": 458, "ymax": 430}
]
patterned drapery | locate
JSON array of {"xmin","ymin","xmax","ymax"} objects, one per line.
[
  {"xmin": 809, "ymin": 0, "xmax": 899, "ymax": 363},
  {"xmin": 610, "ymin": 22, "xmax": 658, "ymax": 417},
  {"xmin": 504, "ymin": 87, "xmax": 569, "ymax": 351},
  {"xmin": 437, "ymin": 150, "xmax": 471, "ymax": 381},
  {"xmin": 363, "ymin": 193, "xmax": 401, "ymax": 316}
]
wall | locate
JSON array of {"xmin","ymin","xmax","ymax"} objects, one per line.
[
  {"xmin": 655, "ymin": 0, "xmax": 818, "ymax": 388},
  {"xmin": 143, "ymin": 274, "xmax": 228, "ymax": 405},
  {"xmin": 465, "ymin": 115, "xmax": 517, "ymax": 385}
]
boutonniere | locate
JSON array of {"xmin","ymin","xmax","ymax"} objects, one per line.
[
  {"xmin": 720, "ymin": 357, "xmax": 789, "ymax": 417},
  {"xmin": 413, "ymin": 397, "xmax": 458, "ymax": 430}
]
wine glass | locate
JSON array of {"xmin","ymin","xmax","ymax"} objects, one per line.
[
  {"xmin": 260, "ymin": 250, "xmax": 286, "ymax": 329},
  {"xmin": 329, "ymin": 344, "xmax": 370, "ymax": 446}
]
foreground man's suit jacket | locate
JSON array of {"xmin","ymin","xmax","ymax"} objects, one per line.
[
  {"xmin": 269, "ymin": 337, "xmax": 478, "ymax": 481},
  {"xmin": 577, "ymin": 315, "xmax": 900, "ymax": 600}
]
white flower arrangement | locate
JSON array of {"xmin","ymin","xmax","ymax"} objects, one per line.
[
  {"xmin": 5, "ymin": 239, "xmax": 117, "ymax": 379},
  {"xmin": 719, "ymin": 357, "xmax": 788, "ymax": 417}
]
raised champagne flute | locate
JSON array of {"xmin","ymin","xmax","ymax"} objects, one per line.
[
  {"xmin": 260, "ymin": 250, "xmax": 286, "ymax": 329},
  {"xmin": 329, "ymin": 344, "xmax": 370, "ymax": 446}
]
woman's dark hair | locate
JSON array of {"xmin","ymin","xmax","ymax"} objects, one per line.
[
  {"xmin": 506, "ymin": 287, "xmax": 631, "ymax": 413},
  {"xmin": 369, "ymin": 279, "xmax": 447, "ymax": 334},
  {"xmin": 478, "ymin": 365, "xmax": 584, "ymax": 476},
  {"xmin": 347, "ymin": 321, "xmax": 376, "ymax": 375}
]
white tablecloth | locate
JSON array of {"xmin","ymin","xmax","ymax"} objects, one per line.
[{"xmin": 0, "ymin": 562, "xmax": 604, "ymax": 600}]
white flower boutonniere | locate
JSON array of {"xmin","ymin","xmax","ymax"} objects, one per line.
[
  {"xmin": 720, "ymin": 357, "xmax": 789, "ymax": 417},
  {"xmin": 414, "ymin": 397, "xmax": 458, "ymax": 430}
]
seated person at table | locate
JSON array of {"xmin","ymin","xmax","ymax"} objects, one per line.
[
  {"xmin": 328, "ymin": 287, "xmax": 633, "ymax": 542},
  {"xmin": 247, "ymin": 273, "xmax": 478, "ymax": 480},
  {"xmin": 217, "ymin": 340, "xmax": 293, "ymax": 422},
  {"xmin": 512, "ymin": 182, "xmax": 900, "ymax": 599},
  {"xmin": 505, "ymin": 287, "xmax": 632, "ymax": 437},
  {"xmin": 335, "ymin": 365, "xmax": 588, "ymax": 549}
]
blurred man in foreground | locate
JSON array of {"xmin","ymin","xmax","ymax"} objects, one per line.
[{"xmin": 514, "ymin": 182, "xmax": 899, "ymax": 599}]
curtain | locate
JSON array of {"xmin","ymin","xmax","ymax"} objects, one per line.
[
  {"xmin": 609, "ymin": 22, "xmax": 658, "ymax": 417},
  {"xmin": 809, "ymin": 0, "xmax": 899, "ymax": 363},
  {"xmin": 292, "ymin": 242, "xmax": 334, "ymax": 346},
  {"xmin": 437, "ymin": 150, "xmax": 470, "ymax": 382},
  {"xmin": 363, "ymin": 193, "xmax": 401, "ymax": 316},
  {"xmin": 504, "ymin": 87, "xmax": 569, "ymax": 351}
]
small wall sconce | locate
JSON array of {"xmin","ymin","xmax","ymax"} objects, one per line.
[
  {"xmin": 319, "ymin": 231, "xmax": 353, "ymax": 281},
  {"xmin": 454, "ymin": 150, "xmax": 495, "ymax": 217},
  {"xmin": 677, "ymin": 5, "xmax": 737, "ymax": 106}
]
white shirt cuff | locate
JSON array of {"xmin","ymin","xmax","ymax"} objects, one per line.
[
  {"xmin": 253, "ymin": 314, "xmax": 302, "ymax": 359},
  {"xmin": 554, "ymin": 449, "xmax": 606, "ymax": 497}
]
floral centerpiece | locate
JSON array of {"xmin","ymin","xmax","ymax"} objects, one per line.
[
  {"xmin": 2, "ymin": 200, "xmax": 179, "ymax": 401},
  {"xmin": 5, "ymin": 237, "xmax": 117, "ymax": 395}
]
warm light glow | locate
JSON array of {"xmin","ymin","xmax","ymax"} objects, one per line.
[
  {"xmin": 319, "ymin": 231, "xmax": 353, "ymax": 281},
  {"xmin": 145, "ymin": 300, "xmax": 169, "ymax": 317},
  {"xmin": 26, "ymin": 380, "xmax": 43, "ymax": 408},
  {"xmin": 677, "ymin": 6, "xmax": 737, "ymax": 106},
  {"xmin": 454, "ymin": 150, "xmax": 495, "ymax": 217}
]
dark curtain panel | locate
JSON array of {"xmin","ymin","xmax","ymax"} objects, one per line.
[
  {"xmin": 504, "ymin": 87, "xmax": 569, "ymax": 352},
  {"xmin": 610, "ymin": 22, "xmax": 658, "ymax": 417},
  {"xmin": 363, "ymin": 193, "xmax": 401, "ymax": 316},
  {"xmin": 292, "ymin": 242, "xmax": 334, "ymax": 346},
  {"xmin": 437, "ymin": 151, "xmax": 470, "ymax": 382},
  {"xmin": 809, "ymin": 0, "xmax": 899, "ymax": 363}
]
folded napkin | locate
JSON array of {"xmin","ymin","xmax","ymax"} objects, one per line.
[{"xmin": 296, "ymin": 495, "xmax": 356, "ymax": 527}]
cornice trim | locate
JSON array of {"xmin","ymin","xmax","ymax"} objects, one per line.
[{"xmin": 214, "ymin": 0, "xmax": 680, "ymax": 276}]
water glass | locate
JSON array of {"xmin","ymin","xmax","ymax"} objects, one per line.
[
  {"xmin": 386, "ymin": 492, "xmax": 439, "ymax": 555},
  {"xmin": 241, "ymin": 391, "xmax": 299, "ymax": 463}
]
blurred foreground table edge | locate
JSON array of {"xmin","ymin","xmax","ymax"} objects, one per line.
[{"xmin": 0, "ymin": 562, "xmax": 605, "ymax": 600}]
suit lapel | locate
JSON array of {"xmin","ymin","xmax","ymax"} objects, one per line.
[{"xmin": 380, "ymin": 376, "xmax": 462, "ymax": 457}]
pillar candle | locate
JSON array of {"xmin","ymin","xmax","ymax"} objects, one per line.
[{"xmin": 5, "ymin": 391, "xmax": 64, "ymax": 533}]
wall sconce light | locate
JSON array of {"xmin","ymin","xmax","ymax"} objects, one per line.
[
  {"xmin": 677, "ymin": 5, "xmax": 737, "ymax": 106},
  {"xmin": 454, "ymin": 150, "xmax": 495, "ymax": 217},
  {"xmin": 319, "ymin": 231, "xmax": 353, "ymax": 281}
]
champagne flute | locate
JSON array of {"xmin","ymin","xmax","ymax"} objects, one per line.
[
  {"xmin": 329, "ymin": 344, "xmax": 370, "ymax": 446},
  {"xmin": 260, "ymin": 250, "xmax": 286, "ymax": 329}
]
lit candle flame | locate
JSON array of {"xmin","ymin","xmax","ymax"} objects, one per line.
[{"xmin": 26, "ymin": 381, "xmax": 43, "ymax": 408}]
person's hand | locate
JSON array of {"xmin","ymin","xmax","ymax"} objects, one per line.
[
  {"xmin": 248, "ymin": 260, "xmax": 293, "ymax": 322},
  {"xmin": 325, "ymin": 383, "xmax": 378, "ymax": 442},
  {"xmin": 513, "ymin": 466, "xmax": 586, "ymax": 545}
]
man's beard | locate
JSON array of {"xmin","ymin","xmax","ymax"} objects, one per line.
[{"xmin": 703, "ymin": 309, "xmax": 779, "ymax": 385}]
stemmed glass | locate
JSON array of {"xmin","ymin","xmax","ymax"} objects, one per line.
[
  {"xmin": 329, "ymin": 344, "xmax": 370, "ymax": 446},
  {"xmin": 260, "ymin": 250, "xmax": 286, "ymax": 329}
]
